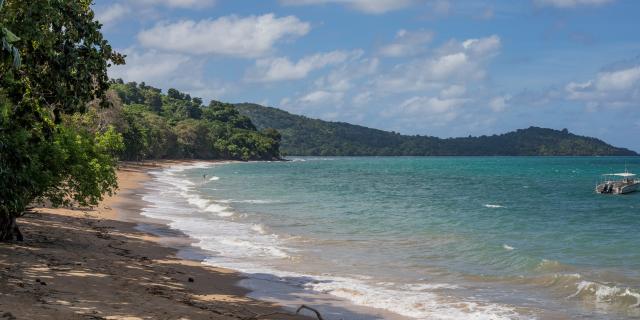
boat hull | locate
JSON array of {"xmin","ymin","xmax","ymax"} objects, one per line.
[
  {"xmin": 596, "ymin": 182, "xmax": 639, "ymax": 194},
  {"xmin": 619, "ymin": 182, "xmax": 639, "ymax": 194}
]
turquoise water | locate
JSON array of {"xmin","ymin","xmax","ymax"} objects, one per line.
[{"xmin": 142, "ymin": 157, "xmax": 640, "ymax": 319}]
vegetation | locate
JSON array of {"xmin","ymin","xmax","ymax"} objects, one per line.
[
  {"xmin": 0, "ymin": 0, "xmax": 125, "ymax": 241},
  {"xmin": 105, "ymin": 80, "xmax": 281, "ymax": 161},
  {"xmin": 236, "ymin": 103, "xmax": 637, "ymax": 156},
  {"xmin": 0, "ymin": 1, "xmax": 280, "ymax": 242}
]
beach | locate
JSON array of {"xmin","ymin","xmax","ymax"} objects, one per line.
[
  {"xmin": 0, "ymin": 162, "xmax": 310, "ymax": 320},
  {"xmin": 3, "ymin": 157, "xmax": 639, "ymax": 320}
]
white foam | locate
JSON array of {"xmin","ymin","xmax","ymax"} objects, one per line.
[
  {"xmin": 251, "ymin": 224, "xmax": 268, "ymax": 234},
  {"xmin": 209, "ymin": 176, "xmax": 220, "ymax": 181},
  {"xmin": 233, "ymin": 266, "xmax": 527, "ymax": 320},
  {"xmin": 503, "ymin": 244, "xmax": 515, "ymax": 251},
  {"xmin": 140, "ymin": 163, "xmax": 292, "ymax": 262},
  {"xmin": 484, "ymin": 204, "xmax": 505, "ymax": 208},
  {"xmin": 204, "ymin": 203, "xmax": 233, "ymax": 217},
  {"xmin": 142, "ymin": 162, "xmax": 530, "ymax": 320},
  {"xmin": 218, "ymin": 199, "xmax": 278, "ymax": 204},
  {"xmin": 403, "ymin": 283, "xmax": 461, "ymax": 291},
  {"xmin": 568, "ymin": 280, "xmax": 640, "ymax": 307}
]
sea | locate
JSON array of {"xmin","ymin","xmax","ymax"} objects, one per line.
[{"xmin": 139, "ymin": 157, "xmax": 640, "ymax": 319}]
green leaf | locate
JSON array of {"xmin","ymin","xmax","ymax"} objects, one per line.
[{"xmin": 2, "ymin": 28, "xmax": 20, "ymax": 43}]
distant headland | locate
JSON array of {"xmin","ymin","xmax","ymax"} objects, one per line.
[{"xmin": 235, "ymin": 103, "xmax": 637, "ymax": 157}]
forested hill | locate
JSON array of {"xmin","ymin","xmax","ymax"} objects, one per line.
[
  {"xmin": 235, "ymin": 103, "xmax": 637, "ymax": 156},
  {"xmin": 95, "ymin": 81, "xmax": 282, "ymax": 161}
]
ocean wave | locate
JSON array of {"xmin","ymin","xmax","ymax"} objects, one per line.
[
  {"xmin": 211, "ymin": 260, "xmax": 529, "ymax": 320},
  {"xmin": 218, "ymin": 199, "xmax": 278, "ymax": 204},
  {"xmin": 142, "ymin": 164, "xmax": 291, "ymax": 261},
  {"xmin": 535, "ymin": 259, "xmax": 575, "ymax": 273},
  {"xmin": 484, "ymin": 204, "xmax": 505, "ymax": 208},
  {"xmin": 251, "ymin": 224, "xmax": 267, "ymax": 234},
  {"xmin": 502, "ymin": 268, "xmax": 640, "ymax": 311},
  {"xmin": 289, "ymin": 157, "xmax": 337, "ymax": 162},
  {"xmin": 568, "ymin": 281, "xmax": 640, "ymax": 308},
  {"xmin": 208, "ymin": 176, "xmax": 220, "ymax": 181},
  {"xmin": 145, "ymin": 163, "xmax": 530, "ymax": 320},
  {"xmin": 402, "ymin": 283, "xmax": 461, "ymax": 291}
]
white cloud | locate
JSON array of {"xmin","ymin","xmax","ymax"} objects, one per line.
[
  {"xmin": 109, "ymin": 49, "xmax": 192, "ymax": 82},
  {"xmin": 440, "ymin": 85, "xmax": 466, "ymax": 99},
  {"xmin": 246, "ymin": 50, "xmax": 360, "ymax": 82},
  {"xmin": 378, "ymin": 29, "xmax": 434, "ymax": 57},
  {"xmin": 299, "ymin": 90, "xmax": 344, "ymax": 105},
  {"xmin": 138, "ymin": 14, "xmax": 310, "ymax": 58},
  {"xmin": 489, "ymin": 95, "xmax": 510, "ymax": 112},
  {"xmin": 279, "ymin": 0, "xmax": 416, "ymax": 14},
  {"xmin": 565, "ymin": 65, "xmax": 640, "ymax": 107},
  {"xmin": 533, "ymin": 0, "xmax": 614, "ymax": 8},
  {"xmin": 462, "ymin": 35, "xmax": 501, "ymax": 57},
  {"xmin": 277, "ymin": 54, "xmax": 377, "ymax": 116},
  {"xmin": 430, "ymin": 53, "xmax": 469, "ymax": 78},
  {"xmin": 399, "ymin": 96, "xmax": 467, "ymax": 114},
  {"xmin": 375, "ymin": 35, "xmax": 501, "ymax": 94},
  {"xmin": 108, "ymin": 49, "xmax": 231, "ymax": 101},
  {"xmin": 380, "ymin": 95, "xmax": 467, "ymax": 127},
  {"xmin": 352, "ymin": 91, "xmax": 373, "ymax": 106},
  {"xmin": 595, "ymin": 66, "xmax": 640, "ymax": 91},
  {"xmin": 137, "ymin": 0, "xmax": 216, "ymax": 8},
  {"xmin": 381, "ymin": 83, "xmax": 473, "ymax": 127},
  {"xmin": 314, "ymin": 55, "xmax": 377, "ymax": 91},
  {"xmin": 93, "ymin": 0, "xmax": 216, "ymax": 27},
  {"xmin": 95, "ymin": 3, "xmax": 130, "ymax": 26}
]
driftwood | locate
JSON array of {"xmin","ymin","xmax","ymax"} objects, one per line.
[
  {"xmin": 251, "ymin": 304, "xmax": 324, "ymax": 320},
  {"xmin": 296, "ymin": 305, "xmax": 324, "ymax": 320}
]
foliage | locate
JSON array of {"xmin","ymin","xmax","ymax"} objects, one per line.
[
  {"xmin": 107, "ymin": 81, "xmax": 281, "ymax": 161},
  {"xmin": 235, "ymin": 103, "xmax": 638, "ymax": 156},
  {"xmin": 1, "ymin": 0, "xmax": 125, "ymax": 118},
  {"xmin": 0, "ymin": 0, "xmax": 124, "ymax": 240},
  {"xmin": 0, "ymin": 0, "xmax": 20, "ymax": 67}
]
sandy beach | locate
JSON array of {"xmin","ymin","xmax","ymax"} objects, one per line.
[{"xmin": 0, "ymin": 161, "xmax": 310, "ymax": 320}]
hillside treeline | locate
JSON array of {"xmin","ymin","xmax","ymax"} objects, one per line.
[
  {"xmin": 87, "ymin": 80, "xmax": 281, "ymax": 162},
  {"xmin": 236, "ymin": 103, "xmax": 637, "ymax": 156}
]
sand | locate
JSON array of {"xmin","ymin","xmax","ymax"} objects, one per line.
[{"xmin": 0, "ymin": 161, "xmax": 311, "ymax": 320}]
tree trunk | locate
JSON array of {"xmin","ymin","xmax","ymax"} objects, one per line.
[{"xmin": 0, "ymin": 214, "xmax": 23, "ymax": 242}]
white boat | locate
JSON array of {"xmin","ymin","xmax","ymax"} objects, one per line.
[{"xmin": 595, "ymin": 172, "xmax": 639, "ymax": 194}]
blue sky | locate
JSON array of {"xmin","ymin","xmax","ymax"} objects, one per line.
[{"xmin": 94, "ymin": 0, "xmax": 640, "ymax": 151}]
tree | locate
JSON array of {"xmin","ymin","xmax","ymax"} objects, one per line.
[
  {"xmin": 203, "ymin": 101, "xmax": 256, "ymax": 130},
  {"xmin": 143, "ymin": 90, "xmax": 163, "ymax": 112},
  {"xmin": 174, "ymin": 119, "xmax": 211, "ymax": 158},
  {"xmin": 167, "ymin": 88, "xmax": 183, "ymax": 100},
  {"xmin": 0, "ymin": 0, "xmax": 124, "ymax": 241},
  {"xmin": 0, "ymin": 0, "xmax": 20, "ymax": 67}
]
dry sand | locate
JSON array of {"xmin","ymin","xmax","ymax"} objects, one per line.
[{"xmin": 0, "ymin": 161, "xmax": 311, "ymax": 320}]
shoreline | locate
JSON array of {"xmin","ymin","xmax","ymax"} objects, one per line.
[
  {"xmin": 118, "ymin": 160, "xmax": 406, "ymax": 320},
  {"xmin": 0, "ymin": 160, "xmax": 311, "ymax": 320},
  {"xmin": 128, "ymin": 160, "xmax": 411, "ymax": 320}
]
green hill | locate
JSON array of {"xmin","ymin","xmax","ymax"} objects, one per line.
[{"xmin": 235, "ymin": 103, "xmax": 637, "ymax": 156}]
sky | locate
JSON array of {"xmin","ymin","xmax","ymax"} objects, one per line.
[{"xmin": 94, "ymin": 0, "xmax": 640, "ymax": 151}]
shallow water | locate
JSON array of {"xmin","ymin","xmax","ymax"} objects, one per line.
[{"xmin": 140, "ymin": 157, "xmax": 640, "ymax": 319}]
